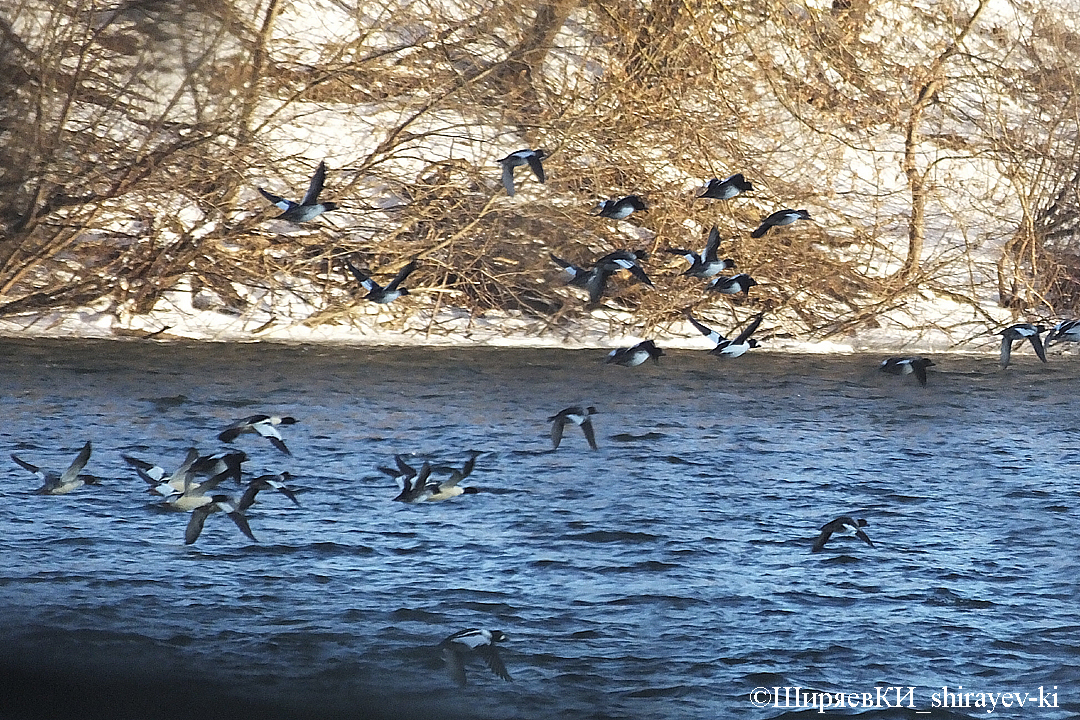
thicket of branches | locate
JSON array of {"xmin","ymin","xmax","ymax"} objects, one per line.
[{"xmin": 3, "ymin": 0, "xmax": 1080, "ymax": 342}]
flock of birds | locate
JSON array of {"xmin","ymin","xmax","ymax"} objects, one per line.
[
  {"xmin": 13, "ymin": 151, "xmax": 1080, "ymax": 687},
  {"xmin": 254, "ymin": 152, "xmax": 1080, "ymax": 371}
]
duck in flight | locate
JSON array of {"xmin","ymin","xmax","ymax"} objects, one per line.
[
  {"xmin": 880, "ymin": 357, "xmax": 934, "ymax": 386},
  {"xmin": 685, "ymin": 311, "xmax": 764, "ymax": 358},
  {"xmin": 1045, "ymin": 319, "xmax": 1080, "ymax": 347},
  {"xmin": 498, "ymin": 149, "xmax": 546, "ymax": 196},
  {"xmin": 123, "ymin": 447, "xmax": 200, "ymax": 498},
  {"xmin": 666, "ymin": 226, "xmax": 734, "ymax": 279},
  {"xmin": 998, "ymin": 323, "xmax": 1047, "ymax": 368},
  {"xmin": 606, "ymin": 339, "xmax": 664, "ymax": 367},
  {"xmin": 258, "ymin": 160, "xmax": 338, "ymax": 222},
  {"xmin": 750, "ymin": 208, "xmax": 811, "ymax": 238},
  {"xmin": 343, "ymin": 258, "xmax": 418, "ymax": 304},
  {"xmin": 698, "ymin": 173, "xmax": 753, "ymax": 200},
  {"xmin": 392, "ymin": 460, "xmax": 434, "ymax": 503},
  {"xmin": 707, "ymin": 273, "xmax": 757, "ymax": 295},
  {"xmin": 218, "ymin": 415, "xmax": 297, "ymax": 455},
  {"xmin": 550, "ymin": 250, "xmax": 653, "ymax": 304},
  {"xmin": 184, "ymin": 495, "xmax": 257, "ymax": 545},
  {"xmin": 426, "ymin": 451, "xmax": 483, "ymax": 502},
  {"xmin": 439, "ymin": 629, "xmax": 512, "ymax": 686},
  {"xmin": 11, "ymin": 441, "xmax": 98, "ymax": 495},
  {"xmin": 596, "ymin": 195, "xmax": 648, "ymax": 220},
  {"xmin": 811, "ymin": 516, "xmax": 873, "ymax": 553},
  {"xmin": 549, "ymin": 405, "xmax": 598, "ymax": 450},
  {"xmin": 238, "ymin": 472, "xmax": 302, "ymax": 510}
]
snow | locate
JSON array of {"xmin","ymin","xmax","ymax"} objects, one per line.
[{"xmin": 2, "ymin": 0, "xmax": 1071, "ymax": 360}]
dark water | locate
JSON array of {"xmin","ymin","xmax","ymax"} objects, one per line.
[{"xmin": 1, "ymin": 339, "xmax": 1078, "ymax": 719}]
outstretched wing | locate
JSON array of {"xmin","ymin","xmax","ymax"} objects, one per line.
[
  {"xmin": 441, "ymin": 646, "xmax": 468, "ymax": 687},
  {"xmin": 703, "ymin": 226, "xmax": 721, "ymax": 262},
  {"xmin": 60, "ymin": 442, "xmax": 92, "ymax": 485},
  {"xmin": 302, "ymin": 161, "xmax": 327, "ymax": 206},
  {"xmin": 184, "ymin": 508, "xmax": 210, "ymax": 545},
  {"xmin": 478, "ymin": 645, "xmax": 513, "ymax": 682},
  {"xmin": 385, "ymin": 259, "xmax": 418, "ymax": 292},
  {"xmin": 258, "ymin": 187, "xmax": 295, "ymax": 212},
  {"xmin": 685, "ymin": 313, "xmax": 725, "ymax": 346},
  {"xmin": 343, "ymin": 260, "xmax": 379, "ymax": 293},
  {"xmin": 580, "ymin": 417, "xmax": 599, "ymax": 450},
  {"xmin": 550, "ymin": 418, "xmax": 566, "ymax": 450},
  {"xmin": 732, "ymin": 313, "xmax": 764, "ymax": 345},
  {"xmin": 226, "ymin": 510, "xmax": 257, "ymax": 543},
  {"xmin": 526, "ymin": 153, "xmax": 545, "ymax": 183},
  {"xmin": 501, "ymin": 163, "xmax": 516, "ymax": 196},
  {"xmin": 1029, "ymin": 333, "xmax": 1048, "ymax": 363}
]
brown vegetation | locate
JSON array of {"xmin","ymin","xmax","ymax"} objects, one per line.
[{"xmin": 2, "ymin": 0, "xmax": 1080, "ymax": 344}]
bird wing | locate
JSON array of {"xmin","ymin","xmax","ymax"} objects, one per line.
[
  {"xmin": 268, "ymin": 437, "xmax": 291, "ymax": 455},
  {"xmin": 1029, "ymin": 333, "xmax": 1048, "ymax": 363},
  {"xmin": 703, "ymin": 226, "xmax": 721, "ymax": 262},
  {"xmin": 384, "ymin": 259, "xmax": 418, "ymax": 292},
  {"xmin": 913, "ymin": 362, "xmax": 929, "ymax": 386},
  {"xmin": 581, "ymin": 417, "xmax": 599, "ymax": 450},
  {"xmin": 732, "ymin": 313, "xmax": 764, "ymax": 345},
  {"xmin": 238, "ymin": 483, "xmax": 261, "ymax": 512},
  {"xmin": 550, "ymin": 418, "xmax": 566, "ymax": 449},
  {"xmin": 855, "ymin": 528, "xmax": 874, "ymax": 547},
  {"xmin": 258, "ymin": 187, "xmax": 295, "ymax": 212},
  {"xmin": 526, "ymin": 153, "xmax": 545, "ymax": 183},
  {"xmin": 60, "ymin": 442, "xmax": 92, "ymax": 485},
  {"xmin": 394, "ymin": 454, "xmax": 417, "ymax": 479},
  {"xmin": 184, "ymin": 508, "xmax": 210, "ymax": 544},
  {"xmin": 441, "ymin": 646, "xmax": 468, "ymax": 687},
  {"xmin": 999, "ymin": 335, "xmax": 1013, "ymax": 368},
  {"xmin": 267, "ymin": 477, "xmax": 301, "ymax": 506},
  {"xmin": 478, "ymin": 645, "xmax": 512, "ymax": 682},
  {"xmin": 624, "ymin": 262, "xmax": 653, "ymax": 287},
  {"xmin": 122, "ymin": 454, "xmax": 160, "ymax": 479},
  {"xmin": 685, "ymin": 314, "xmax": 725, "ymax": 346},
  {"xmin": 811, "ymin": 528, "xmax": 832, "ymax": 552},
  {"xmin": 501, "ymin": 162, "xmax": 516, "ymax": 196},
  {"xmin": 226, "ymin": 510, "xmax": 257, "ymax": 542},
  {"xmin": 10, "ymin": 454, "xmax": 43, "ymax": 478},
  {"xmin": 301, "ymin": 161, "xmax": 327, "ymax": 206},
  {"xmin": 344, "ymin": 260, "xmax": 378, "ymax": 293}
]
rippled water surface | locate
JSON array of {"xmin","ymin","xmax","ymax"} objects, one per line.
[{"xmin": 1, "ymin": 339, "xmax": 1078, "ymax": 719}]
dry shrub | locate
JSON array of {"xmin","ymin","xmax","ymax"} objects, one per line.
[{"xmin": 6, "ymin": 0, "xmax": 1080, "ymax": 342}]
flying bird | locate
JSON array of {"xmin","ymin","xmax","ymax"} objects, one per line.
[
  {"xmin": 666, "ymin": 226, "xmax": 735, "ymax": 279},
  {"xmin": 218, "ymin": 415, "xmax": 297, "ymax": 455},
  {"xmin": 550, "ymin": 250, "xmax": 653, "ymax": 304},
  {"xmin": 812, "ymin": 516, "xmax": 874, "ymax": 553},
  {"xmin": 880, "ymin": 357, "xmax": 934, "ymax": 386},
  {"xmin": 685, "ymin": 311, "xmax": 764, "ymax": 358},
  {"xmin": 392, "ymin": 460, "xmax": 434, "ymax": 503},
  {"xmin": 605, "ymin": 340, "xmax": 664, "ymax": 367},
  {"xmin": 426, "ymin": 451, "xmax": 483, "ymax": 502},
  {"xmin": 596, "ymin": 195, "xmax": 648, "ymax": 220},
  {"xmin": 258, "ymin": 160, "xmax": 338, "ymax": 222},
  {"xmin": 344, "ymin": 258, "xmax": 418, "ymax": 304},
  {"xmin": 184, "ymin": 495, "xmax": 257, "ymax": 545},
  {"xmin": 698, "ymin": 173, "xmax": 753, "ymax": 200},
  {"xmin": 998, "ymin": 323, "xmax": 1047, "ymax": 368},
  {"xmin": 11, "ymin": 441, "xmax": 98, "ymax": 495},
  {"xmin": 750, "ymin": 208, "xmax": 811, "ymax": 238},
  {"xmin": 123, "ymin": 447, "xmax": 200, "ymax": 497},
  {"xmin": 238, "ymin": 473, "xmax": 302, "ymax": 511},
  {"xmin": 439, "ymin": 629, "xmax": 512, "ymax": 686},
  {"xmin": 1044, "ymin": 319, "xmax": 1080, "ymax": 347},
  {"xmin": 498, "ymin": 149, "xmax": 546, "ymax": 196},
  {"xmin": 549, "ymin": 405, "xmax": 599, "ymax": 450},
  {"xmin": 707, "ymin": 273, "xmax": 758, "ymax": 295}
]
